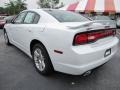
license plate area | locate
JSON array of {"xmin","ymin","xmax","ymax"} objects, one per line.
[{"xmin": 104, "ymin": 48, "xmax": 111, "ymax": 57}]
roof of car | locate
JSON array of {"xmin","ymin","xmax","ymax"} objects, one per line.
[{"xmin": 24, "ymin": 8, "xmax": 57, "ymax": 12}]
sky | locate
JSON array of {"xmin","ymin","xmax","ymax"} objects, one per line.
[{"xmin": 0, "ymin": 0, "xmax": 77, "ymax": 9}]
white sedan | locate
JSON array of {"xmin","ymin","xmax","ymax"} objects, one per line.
[{"xmin": 4, "ymin": 9, "xmax": 119, "ymax": 75}]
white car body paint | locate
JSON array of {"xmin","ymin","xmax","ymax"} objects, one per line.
[{"xmin": 4, "ymin": 9, "xmax": 119, "ymax": 75}]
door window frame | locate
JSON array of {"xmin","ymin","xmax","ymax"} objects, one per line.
[
  {"xmin": 23, "ymin": 11, "xmax": 40, "ymax": 24},
  {"xmin": 13, "ymin": 11, "xmax": 27, "ymax": 24},
  {"xmin": 12, "ymin": 11, "xmax": 40, "ymax": 24}
]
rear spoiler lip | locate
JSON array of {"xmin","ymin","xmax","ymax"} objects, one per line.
[
  {"xmin": 68, "ymin": 20, "xmax": 116, "ymax": 29},
  {"xmin": 86, "ymin": 28, "xmax": 116, "ymax": 33},
  {"xmin": 67, "ymin": 21, "xmax": 93, "ymax": 29}
]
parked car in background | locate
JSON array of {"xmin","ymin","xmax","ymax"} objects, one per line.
[
  {"xmin": 0, "ymin": 16, "xmax": 7, "ymax": 19},
  {"xmin": 4, "ymin": 9, "xmax": 119, "ymax": 75},
  {"xmin": 0, "ymin": 16, "xmax": 6, "ymax": 29},
  {"xmin": 0, "ymin": 15, "xmax": 16, "ymax": 29},
  {"xmin": 90, "ymin": 15, "xmax": 116, "ymax": 28},
  {"xmin": 91, "ymin": 15, "xmax": 111, "ymax": 20},
  {"xmin": 4, "ymin": 15, "xmax": 16, "ymax": 24}
]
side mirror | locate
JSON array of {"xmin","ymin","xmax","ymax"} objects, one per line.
[
  {"xmin": 5, "ymin": 20, "xmax": 10, "ymax": 23},
  {"xmin": 5, "ymin": 20, "xmax": 8, "ymax": 23},
  {"xmin": 11, "ymin": 20, "xmax": 15, "ymax": 24},
  {"xmin": 6, "ymin": 19, "xmax": 14, "ymax": 24}
]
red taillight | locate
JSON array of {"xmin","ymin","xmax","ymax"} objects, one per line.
[
  {"xmin": 74, "ymin": 34, "xmax": 88, "ymax": 45},
  {"xmin": 73, "ymin": 29, "xmax": 116, "ymax": 45}
]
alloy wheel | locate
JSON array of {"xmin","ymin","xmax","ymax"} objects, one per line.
[{"xmin": 33, "ymin": 48, "xmax": 45, "ymax": 71}]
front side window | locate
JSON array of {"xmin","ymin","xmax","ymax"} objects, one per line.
[
  {"xmin": 14, "ymin": 12, "xmax": 26, "ymax": 24},
  {"xmin": 24, "ymin": 12, "xmax": 35, "ymax": 24}
]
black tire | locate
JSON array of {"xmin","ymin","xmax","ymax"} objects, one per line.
[
  {"xmin": 32, "ymin": 43, "xmax": 54, "ymax": 75},
  {"xmin": 4, "ymin": 31, "xmax": 11, "ymax": 45}
]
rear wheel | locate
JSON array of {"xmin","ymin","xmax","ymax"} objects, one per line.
[
  {"xmin": 4, "ymin": 31, "xmax": 11, "ymax": 45},
  {"xmin": 32, "ymin": 43, "xmax": 54, "ymax": 75}
]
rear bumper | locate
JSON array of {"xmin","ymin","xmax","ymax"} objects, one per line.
[
  {"xmin": 53, "ymin": 37, "xmax": 119, "ymax": 75},
  {"xmin": 56, "ymin": 52, "xmax": 116, "ymax": 75}
]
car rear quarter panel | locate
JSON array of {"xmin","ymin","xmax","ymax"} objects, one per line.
[{"xmin": 30, "ymin": 24, "xmax": 77, "ymax": 66}]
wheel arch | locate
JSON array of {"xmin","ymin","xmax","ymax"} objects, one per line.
[
  {"xmin": 30, "ymin": 39, "xmax": 47, "ymax": 55},
  {"xmin": 30, "ymin": 39, "xmax": 54, "ymax": 70}
]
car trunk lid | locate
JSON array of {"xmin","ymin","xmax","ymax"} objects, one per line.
[
  {"xmin": 62, "ymin": 20, "xmax": 116, "ymax": 31},
  {"xmin": 62, "ymin": 20, "xmax": 116, "ymax": 45}
]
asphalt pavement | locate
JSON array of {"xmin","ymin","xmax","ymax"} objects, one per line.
[{"xmin": 0, "ymin": 29, "xmax": 120, "ymax": 90}]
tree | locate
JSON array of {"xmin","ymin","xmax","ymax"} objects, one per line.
[
  {"xmin": 0, "ymin": 7, "xmax": 6, "ymax": 14},
  {"xmin": 37, "ymin": 0, "xmax": 59, "ymax": 8},
  {"xmin": 5, "ymin": 0, "xmax": 27, "ymax": 15},
  {"xmin": 15, "ymin": 0, "xmax": 27, "ymax": 13},
  {"xmin": 5, "ymin": 0, "xmax": 16, "ymax": 15},
  {"xmin": 55, "ymin": 2, "xmax": 64, "ymax": 9}
]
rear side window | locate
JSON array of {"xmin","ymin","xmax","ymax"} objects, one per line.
[
  {"xmin": 24, "ymin": 12, "xmax": 35, "ymax": 24},
  {"xmin": 33, "ymin": 14, "xmax": 40, "ymax": 24}
]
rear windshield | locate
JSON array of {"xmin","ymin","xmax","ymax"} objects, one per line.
[{"xmin": 45, "ymin": 10, "xmax": 89, "ymax": 22}]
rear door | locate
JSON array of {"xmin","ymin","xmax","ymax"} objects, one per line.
[{"xmin": 16, "ymin": 11, "xmax": 40, "ymax": 52}]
